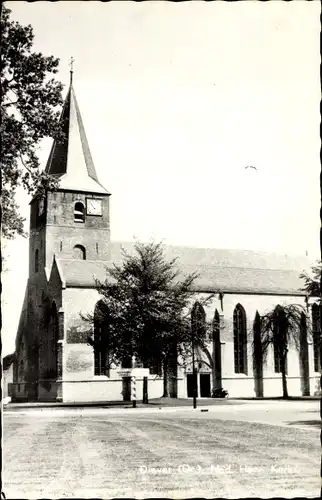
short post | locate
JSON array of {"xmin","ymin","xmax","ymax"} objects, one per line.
[
  {"xmin": 192, "ymin": 341, "xmax": 197, "ymax": 409},
  {"xmin": 143, "ymin": 376, "xmax": 148, "ymax": 404},
  {"xmin": 132, "ymin": 375, "xmax": 136, "ymax": 408},
  {"xmin": 191, "ymin": 324, "xmax": 197, "ymax": 409}
]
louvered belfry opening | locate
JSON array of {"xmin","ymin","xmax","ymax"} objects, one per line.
[{"xmin": 74, "ymin": 202, "xmax": 85, "ymax": 222}]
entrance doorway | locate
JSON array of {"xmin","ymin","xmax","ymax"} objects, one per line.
[
  {"xmin": 187, "ymin": 373, "xmax": 211, "ymax": 398},
  {"xmin": 187, "ymin": 373, "xmax": 197, "ymax": 398},
  {"xmin": 200, "ymin": 374, "xmax": 211, "ymax": 397}
]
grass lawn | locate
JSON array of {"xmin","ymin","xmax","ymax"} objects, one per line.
[{"xmin": 3, "ymin": 408, "xmax": 320, "ymax": 498}]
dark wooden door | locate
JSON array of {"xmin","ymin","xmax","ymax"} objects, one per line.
[
  {"xmin": 200, "ymin": 374, "xmax": 211, "ymax": 397},
  {"xmin": 187, "ymin": 374, "xmax": 197, "ymax": 398}
]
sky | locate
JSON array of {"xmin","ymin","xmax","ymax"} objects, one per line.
[{"xmin": 2, "ymin": 1, "xmax": 321, "ymax": 356}]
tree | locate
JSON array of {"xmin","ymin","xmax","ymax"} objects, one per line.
[
  {"xmin": 300, "ymin": 261, "xmax": 321, "ymax": 300},
  {"xmin": 1, "ymin": 5, "xmax": 63, "ymax": 239},
  {"xmin": 260, "ymin": 304, "xmax": 306, "ymax": 399},
  {"xmin": 83, "ymin": 241, "xmax": 212, "ymax": 397},
  {"xmin": 300, "ymin": 262, "xmax": 322, "ymax": 376}
]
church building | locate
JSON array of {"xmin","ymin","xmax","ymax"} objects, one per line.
[{"xmin": 10, "ymin": 75, "xmax": 321, "ymax": 403}]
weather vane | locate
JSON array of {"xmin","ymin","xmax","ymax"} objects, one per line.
[
  {"xmin": 69, "ymin": 56, "xmax": 75, "ymax": 71},
  {"xmin": 69, "ymin": 56, "xmax": 75, "ymax": 83}
]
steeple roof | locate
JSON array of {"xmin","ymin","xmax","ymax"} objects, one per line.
[{"xmin": 45, "ymin": 78, "xmax": 110, "ymax": 195}]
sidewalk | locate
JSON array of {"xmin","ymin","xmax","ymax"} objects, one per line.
[{"xmin": 3, "ymin": 395, "xmax": 320, "ymax": 411}]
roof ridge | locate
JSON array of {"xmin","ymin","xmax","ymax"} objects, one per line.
[
  {"xmin": 71, "ymin": 86, "xmax": 99, "ymax": 182},
  {"xmin": 111, "ymin": 241, "xmax": 310, "ymax": 259},
  {"xmin": 178, "ymin": 263, "xmax": 304, "ymax": 272}
]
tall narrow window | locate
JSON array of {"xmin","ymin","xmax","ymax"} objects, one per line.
[
  {"xmin": 73, "ymin": 245, "xmax": 86, "ymax": 260},
  {"xmin": 74, "ymin": 202, "xmax": 85, "ymax": 222},
  {"xmin": 50, "ymin": 302, "xmax": 59, "ymax": 379},
  {"xmin": 312, "ymin": 303, "xmax": 321, "ymax": 372},
  {"xmin": 233, "ymin": 304, "xmax": 247, "ymax": 374},
  {"xmin": 191, "ymin": 302, "xmax": 206, "ymax": 381},
  {"xmin": 94, "ymin": 301, "xmax": 109, "ymax": 376},
  {"xmin": 191, "ymin": 302, "xmax": 206, "ymax": 338},
  {"xmin": 35, "ymin": 249, "xmax": 39, "ymax": 273},
  {"xmin": 213, "ymin": 309, "xmax": 221, "ymax": 374},
  {"xmin": 213, "ymin": 309, "xmax": 220, "ymax": 344}
]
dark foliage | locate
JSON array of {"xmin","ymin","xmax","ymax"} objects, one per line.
[{"xmin": 1, "ymin": 6, "xmax": 63, "ymax": 238}]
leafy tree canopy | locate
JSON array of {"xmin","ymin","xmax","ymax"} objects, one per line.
[
  {"xmin": 83, "ymin": 241, "xmax": 213, "ymax": 370},
  {"xmin": 300, "ymin": 261, "xmax": 321, "ymax": 299},
  {"xmin": 259, "ymin": 303, "xmax": 306, "ymax": 398},
  {"xmin": 1, "ymin": 5, "xmax": 63, "ymax": 239},
  {"xmin": 260, "ymin": 304, "xmax": 306, "ymax": 356}
]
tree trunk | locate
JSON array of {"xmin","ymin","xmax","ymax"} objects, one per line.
[
  {"xmin": 281, "ymin": 357, "xmax": 289, "ymax": 399},
  {"xmin": 143, "ymin": 376, "xmax": 148, "ymax": 404},
  {"xmin": 253, "ymin": 311, "xmax": 263, "ymax": 397},
  {"xmin": 163, "ymin": 358, "xmax": 169, "ymax": 397}
]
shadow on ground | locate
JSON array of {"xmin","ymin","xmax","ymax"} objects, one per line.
[{"xmin": 286, "ymin": 420, "xmax": 321, "ymax": 429}]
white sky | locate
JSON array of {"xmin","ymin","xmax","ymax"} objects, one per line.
[{"xmin": 2, "ymin": 1, "xmax": 320, "ymax": 356}]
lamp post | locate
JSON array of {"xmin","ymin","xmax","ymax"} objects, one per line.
[{"xmin": 191, "ymin": 322, "xmax": 197, "ymax": 409}]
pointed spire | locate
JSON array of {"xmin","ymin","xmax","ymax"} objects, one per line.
[{"xmin": 45, "ymin": 68, "xmax": 109, "ymax": 195}]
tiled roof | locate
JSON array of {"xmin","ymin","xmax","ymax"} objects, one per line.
[
  {"xmin": 56, "ymin": 242, "xmax": 311, "ymax": 295},
  {"xmin": 56, "ymin": 259, "xmax": 110, "ymax": 288},
  {"xmin": 110, "ymin": 242, "xmax": 310, "ymax": 272},
  {"xmin": 178, "ymin": 264, "xmax": 304, "ymax": 295},
  {"xmin": 45, "ymin": 84, "xmax": 109, "ymax": 195}
]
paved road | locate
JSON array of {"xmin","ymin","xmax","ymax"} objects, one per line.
[{"xmin": 3, "ymin": 401, "xmax": 320, "ymax": 498}]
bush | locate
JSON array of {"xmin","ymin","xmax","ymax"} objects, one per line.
[{"xmin": 211, "ymin": 388, "xmax": 228, "ymax": 398}]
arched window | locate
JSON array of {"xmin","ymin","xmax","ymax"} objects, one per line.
[
  {"xmin": 94, "ymin": 301, "xmax": 110, "ymax": 376},
  {"xmin": 48, "ymin": 302, "xmax": 59, "ymax": 379},
  {"xmin": 213, "ymin": 309, "xmax": 222, "ymax": 384},
  {"xmin": 312, "ymin": 303, "xmax": 321, "ymax": 372},
  {"xmin": 73, "ymin": 244, "xmax": 86, "ymax": 260},
  {"xmin": 74, "ymin": 202, "xmax": 85, "ymax": 222},
  {"xmin": 233, "ymin": 304, "xmax": 247, "ymax": 374},
  {"xmin": 191, "ymin": 302, "xmax": 206, "ymax": 339},
  {"xmin": 213, "ymin": 309, "xmax": 220, "ymax": 343},
  {"xmin": 35, "ymin": 249, "xmax": 39, "ymax": 273}
]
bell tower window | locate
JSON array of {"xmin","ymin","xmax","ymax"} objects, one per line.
[
  {"xmin": 74, "ymin": 202, "xmax": 85, "ymax": 223},
  {"xmin": 73, "ymin": 245, "xmax": 86, "ymax": 260}
]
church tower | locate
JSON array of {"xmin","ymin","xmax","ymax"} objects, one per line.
[
  {"xmin": 29, "ymin": 70, "xmax": 111, "ymax": 280},
  {"xmin": 13, "ymin": 70, "xmax": 112, "ymax": 402}
]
